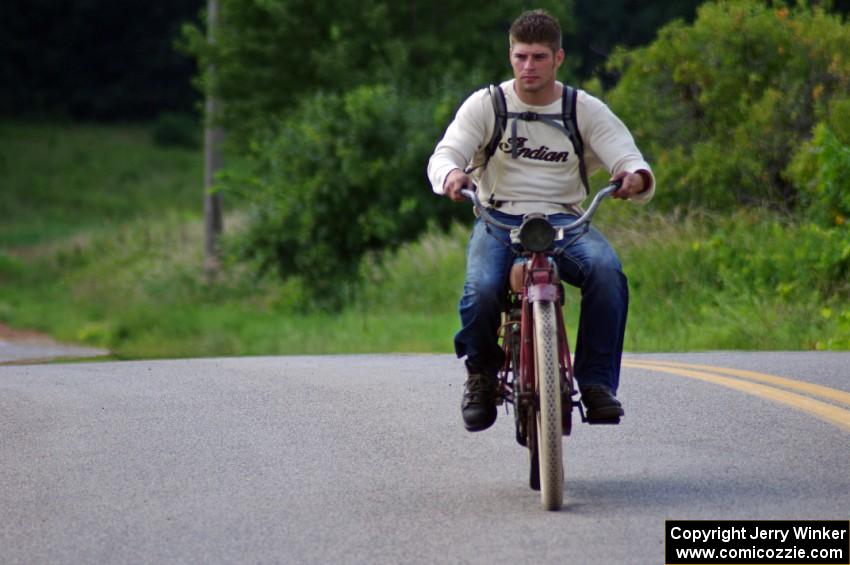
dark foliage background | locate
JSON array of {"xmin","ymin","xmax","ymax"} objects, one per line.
[
  {"xmin": 2, "ymin": 1, "xmax": 847, "ymax": 121},
  {"xmin": 571, "ymin": 0, "xmax": 702, "ymax": 81},
  {"xmin": 0, "ymin": 0, "xmax": 200, "ymax": 119},
  {"xmin": 0, "ymin": 0, "xmax": 712, "ymax": 121}
]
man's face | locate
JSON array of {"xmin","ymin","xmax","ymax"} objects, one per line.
[{"xmin": 509, "ymin": 42, "xmax": 564, "ymax": 95}]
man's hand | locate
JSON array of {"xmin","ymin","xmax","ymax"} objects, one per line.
[
  {"xmin": 443, "ymin": 169, "xmax": 474, "ymax": 202},
  {"xmin": 610, "ymin": 170, "xmax": 651, "ymax": 199}
]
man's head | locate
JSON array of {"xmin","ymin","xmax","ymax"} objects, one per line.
[
  {"xmin": 509, "ymin": 9, "xmax": 562, "ymax": 53},
  {"xmin": 509, "ymin": 10, "xmax": 565, "ymax": 98}
]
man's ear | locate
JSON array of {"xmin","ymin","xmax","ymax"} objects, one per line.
[{"xmin": 555, "ymin": 48, "xmax": 565, "ymax": 69}]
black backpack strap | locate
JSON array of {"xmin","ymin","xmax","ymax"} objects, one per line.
[
  {"xmin": 471, "ymin": 84, "xmax": 508, "ymax": 206},
  {"xmin": 484, "ymin": 84, "xmax": 507, "ymax": 167},
  {"xmin": 562, "ymin": 85, "xmax": 589, "ymax": 193}
]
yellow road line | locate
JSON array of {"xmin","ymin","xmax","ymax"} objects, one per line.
[
  {"xmin": 626, "ymin": 359, "xmax": 850, "ymax": 408},
  {"xmin": 622, "ymin": 361, "xmax": 850, "ymax": 433}
]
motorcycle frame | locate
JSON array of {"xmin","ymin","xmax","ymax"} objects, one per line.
[{"xmin": 503, "ymin": 251, "xmax": 576, "ymax": 436}]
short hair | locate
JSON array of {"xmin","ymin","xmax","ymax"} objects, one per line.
[{"xmin": 509, "ymin": 9, "xmax": 562, "ymax": 53}]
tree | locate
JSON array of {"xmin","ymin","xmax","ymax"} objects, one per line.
[
  {"xmin": 204, "ymin": 0, "xmax": 224, "ymax": 278},
  {"xmin": 603, "ymin": 0, "xmax": 850, "ymax": 211},
  {"xmin": 181, "ymin": 0, "xmax": 575, "ymax": 144}
]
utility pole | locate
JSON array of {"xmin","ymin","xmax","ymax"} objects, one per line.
[{"xmin": 204, "ymin": 0, "xmax": 224, "ymax": 278}]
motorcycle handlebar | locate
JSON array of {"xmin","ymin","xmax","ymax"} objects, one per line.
[{"xmin": 459, "ymin": 180, "xmax": 621, "ymax": 233}]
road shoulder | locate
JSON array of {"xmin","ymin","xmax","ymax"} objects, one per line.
[{"xmin": 0, "ymin": 323, "xmax": 109, "ymax": 364}]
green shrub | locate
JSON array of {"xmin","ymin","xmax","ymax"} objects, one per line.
[
  {"xmin": 787, "ymin": 113, "xmax": 850, "ymax": 227},
  {"xmin": 604, "ymin": 0, "xmax": 850, "ymax": 211},
  {"xmin": 614, "ymin": 209, "xmax": 850, "ymax": 351},
  {"xmin": 357, "ymin": 224, "xmax": 468, "ymax": 314},
  {"xmin": 223, "ymin": 84, "xmax": 467, "ymax": 308}
]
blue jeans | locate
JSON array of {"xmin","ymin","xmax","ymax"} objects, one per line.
[{"xmin": 455, "ymin": 210, "xmax": 628, "ymax": 393}]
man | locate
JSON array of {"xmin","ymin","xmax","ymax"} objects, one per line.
[{"xmin": 427, "ymin": 9, "xmax": 654, "ymax": 432}]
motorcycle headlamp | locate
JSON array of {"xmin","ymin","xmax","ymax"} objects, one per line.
[{"xmin": 518, "ymin": 214, "xmax": 555, "ymax": 252}]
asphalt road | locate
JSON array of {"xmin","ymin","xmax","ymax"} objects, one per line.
[{"xmin": 1, "ymin": 353, "xmax": 848, "ymax": 564}]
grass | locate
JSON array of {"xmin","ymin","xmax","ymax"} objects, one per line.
[
  {"xmin": 0, "ymin": 121, "xmax": 202, "ymax": 246},
  {"xmin": 612, "ymin": 210, "xmax": 850, "ymax": 351},
  {"xmin": 1, "ymin": 121, "xmax": 849, "ymax": 358},
  {"xmin": 359, "ymin": 207, "xmax": 850, "ymax": 352}
]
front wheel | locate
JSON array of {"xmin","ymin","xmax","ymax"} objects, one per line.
[{"xmin": 533, "ymin": 300, "xmax": 564, "ymax": 510}]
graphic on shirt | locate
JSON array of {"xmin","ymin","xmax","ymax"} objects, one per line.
[{"xmin": 498, "ymin": 137, "xmax": 570, "ymax": 163}]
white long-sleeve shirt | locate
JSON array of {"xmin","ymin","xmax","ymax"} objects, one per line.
[{"xmin": 427, "ymin": 80, "xmax": 654, "ymax": 215}]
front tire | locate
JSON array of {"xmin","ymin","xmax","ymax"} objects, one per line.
[{"xmin": 533, "ymin": 300, "xmax": 564, "ymax": 510}]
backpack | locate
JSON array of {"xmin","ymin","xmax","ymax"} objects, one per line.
[{"xmin": 469, "ymin": 84, "xmax": 590, "ymax": 205}]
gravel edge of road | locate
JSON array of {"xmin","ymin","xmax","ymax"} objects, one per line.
[{"xmin": 0, "ymin": 323, "xmax": 110, "ymax": 365}]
